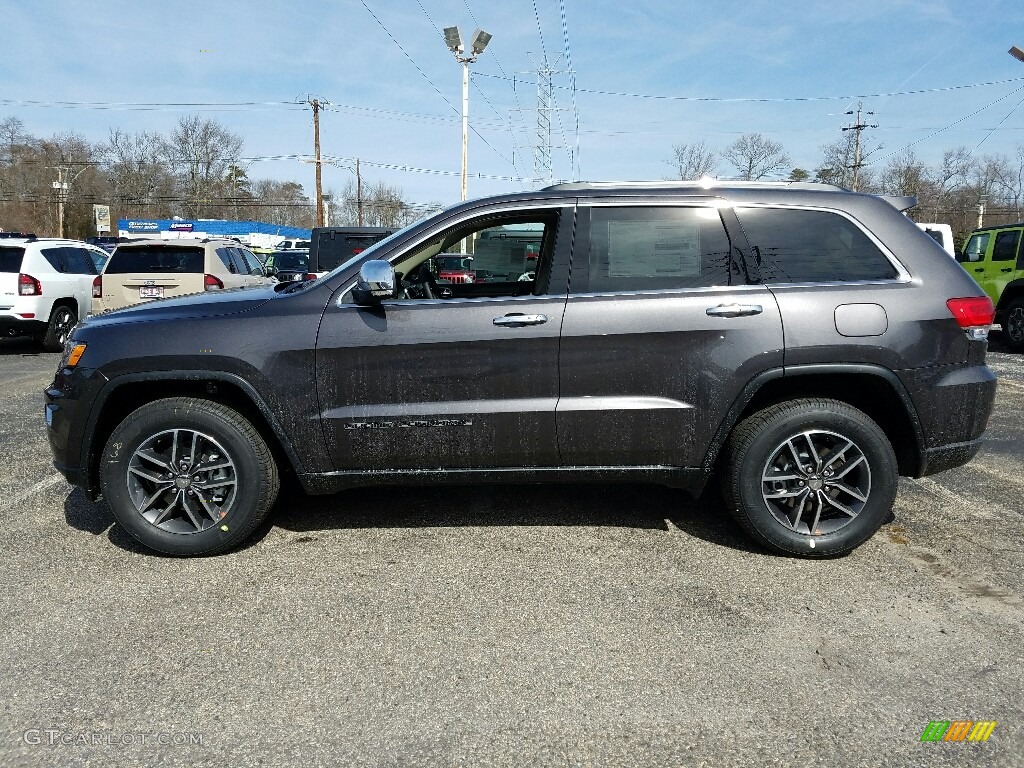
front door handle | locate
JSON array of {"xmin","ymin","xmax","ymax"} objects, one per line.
[
  {"xmin": 493, "ymin": 313, "xmax": 548, "ymax": 327},
  {"xmin": 974, "ymin": 268, "xmax": 984, "ymax": 273},
  {"xmin": 706, "ymin": 303, "xmax": 763, "ymax": 318}
]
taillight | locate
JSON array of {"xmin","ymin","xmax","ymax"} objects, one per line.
[
  {"xmin": 18, "ymin": 273, "xmax": 42, "ymax": 296},
  {"xmin": 204, "ymin": 274, "xmax": 224, "ymax": 290},
  {"xmin": 947, "ymin": 296, "xmax": 994, "ymax": 341},
  {"xmin": 92, "ymin": 275, "xmax": 102, "ymax": 298},
  {"xmin": 303, "ymin": 273, "xmax": 318, "ymax": 281}
]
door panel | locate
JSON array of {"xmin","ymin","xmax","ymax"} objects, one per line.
[
  {"xmin": 558, "ymin": 289, "xmax": 783, "ymax": 466},
  {"xmin": 317, "ymin": 296, "xmax": 566, "ymax": 469},
  {"xmin": 557, "ymin": 203, "xmax": 784, "ymax": 468},
  {"xmin": 315, "ymin": 204, "xmax": 575, "ymax": 472}
]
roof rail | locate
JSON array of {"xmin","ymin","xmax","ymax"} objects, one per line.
[{"xmin": 542, "ymin": 180, "xmax": 848, "ymax": 192}]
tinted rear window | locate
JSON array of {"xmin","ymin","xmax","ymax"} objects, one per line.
[
  {"xmin": 105, "ymin": 247, "xmax": 205, "ymax": 274},
  {"xmin": 735, "ymin": 207, "xmax": 899, "ymax": 283},
  {"xmin": 0, "ymin": 247, "xmax": 25, "ymax": 272},
  {"xmin": 314, "ymin": 233, "xmax": 391, "ymax": 271}
]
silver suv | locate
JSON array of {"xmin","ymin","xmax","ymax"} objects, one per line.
[{"xmin": 0, "ymin": 237, "xmax": 108, "ymax": 350}]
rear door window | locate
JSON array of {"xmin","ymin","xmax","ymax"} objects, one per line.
[
  {"xmin": 573, "ymin": 206, "xmax": 736, "ymax": 293},
  {"xmin": 235, "ymin": 248, "xmax": 264, "ymax": 275},
  {"xmin": 0, "ymin": 247, "xmax": 25, "ymax": 272},
  {"xmin": 41, "ymin": 248, "xmax": 67, "ymax": 272},
  {"xmin": 63, "ymin": 247, "xmax": 99, "ymax": 275},
  {"xmin": 735, "ymin": 207, "xmax": 899, "ymax": 283},
  {"xmin": 993, "ymin": 230, "xmax": 1020, "ymax": 262},
  {"xmin": 105, "ymin": 247, "xmax": 205, "ymax": 274}
]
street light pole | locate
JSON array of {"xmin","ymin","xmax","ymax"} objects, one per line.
[
  {"xmin": 461, "ymin": 57, "xmax": 470, "ymax": 202},
  {"xmin": 444, "ymin": 26, "xmax": 492, "ymax": 202}
]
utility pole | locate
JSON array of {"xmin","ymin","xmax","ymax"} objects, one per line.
[
  {"xmin": 299, "ymin": 96, "xmax": 328, "ymax": 226},
  {"xmin": 50, "ymin": 167, "xmax": 69, "ymax": 238},
  {"xmin": 356, "ymin": 157, "xmax": 363, "ymax": 227},
  {"xmin": 842, "ymin": 101, "xmax": 878, "ymax": 192},
  {"xmin": 310, "ymin": 97, "xmax": 324, "ymax": 226}
]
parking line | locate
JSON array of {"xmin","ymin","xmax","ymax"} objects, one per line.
[{"xmin": 0, "ymin": 474, "xmax": 65, "ymax": 514}]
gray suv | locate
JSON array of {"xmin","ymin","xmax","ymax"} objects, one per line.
[{"xmin": 45, "ymin": 182, "xmax": 997, "ymax": 557}]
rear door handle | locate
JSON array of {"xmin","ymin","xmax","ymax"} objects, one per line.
[
  {"xmin": 1001, "ymin": 268, "xmax": 1013, "ymax": 273},
  {"xmin": 706, "ymin": 303, "xmax": 763, "ymax": 318},
  {"xmin": 493, "ymin": 313, "xmax": 548, "ymax": 327}
]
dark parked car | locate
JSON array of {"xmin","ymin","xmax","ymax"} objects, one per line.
[
  {"xmin": 45, "ymin": 181, "xmax": 997, "ymax": 557},
  {"xmin": 307, "ymin": 226, "xmax": 396, "ymax": 274}
]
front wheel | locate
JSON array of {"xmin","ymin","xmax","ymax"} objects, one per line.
[
  {"xmin": 1004, "ymin": 299, "xmax": 1024, "ymax": 353},
  {"xmin": 721, "ymin": 398, "xmax": 898, "ymax": 558},
  {"xmin": 100, "ymin": 398, "xmax": 280, "ymax": 556}
]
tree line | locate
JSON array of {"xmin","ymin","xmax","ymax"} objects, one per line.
[
  {"xmin": 0, "ymin": 115, "xmax": 435, "ymax": 238},
  {"xmin": 670, "ymin": 132, "xmax": 1024, "ymax": 245}
]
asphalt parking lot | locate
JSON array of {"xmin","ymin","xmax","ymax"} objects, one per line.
[{"xmin": 0, "ymin": 334, "xmax": 1021, "ymax": 767}]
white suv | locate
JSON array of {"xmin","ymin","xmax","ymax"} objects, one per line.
[{"xmin": 0, "ymin": 237, "xmax": 107, "ymax": 351}]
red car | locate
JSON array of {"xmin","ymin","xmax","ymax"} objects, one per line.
[{"xmin": 435, "ymin": 254, "xmax": 476, "ymax": 284}]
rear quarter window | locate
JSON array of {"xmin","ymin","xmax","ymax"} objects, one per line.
[
  {"xmin": 105, "ymin": 247, "xmax": 205, "ymax": 274},
  {"xmin": 0, "ymin": 247, "xmax": 25, "ymax": 272},
  {"xmin": 735, "ymin": 207, "xmax": 899, "ymax": 283}
]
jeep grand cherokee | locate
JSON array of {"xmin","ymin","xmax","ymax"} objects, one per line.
[{"xmin": 45, "ymin": 182, "xmax": 997, "ymax": 557}]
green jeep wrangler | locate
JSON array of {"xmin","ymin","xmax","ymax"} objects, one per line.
[{"xmin": 961, "ymin": 222, "xmax": 1024, "ymax": 351}]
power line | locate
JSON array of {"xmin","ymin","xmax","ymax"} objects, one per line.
[{"xmin": 471, "ymin": 73, "xmax": 1024, "ymax": 103}]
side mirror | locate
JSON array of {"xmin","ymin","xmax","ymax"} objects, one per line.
[{"xmin": 353, "ymin": 260, "xmax": 396, "ymax": 305}]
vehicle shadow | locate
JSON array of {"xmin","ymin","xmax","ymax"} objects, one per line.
[
  {"xmin": 63, "ymin": 488, "xmax": 152, "ymax": 555},
  {"xmin": 62, "ymin": 482, "xmax": 762, "ymax": 556},
  {"xmin": 269, "ymin": 482, "xmax": 763, "ymax": 554},
  {"xmin": 0, "ymin": 337, "xmax": 50, "ymax": 356}
]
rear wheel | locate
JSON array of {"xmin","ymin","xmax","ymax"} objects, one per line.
[
  {"xmin": 722, "ymin": 398, "xmax": 898, "ymax": 558},
  {"xmin": 40, "ymin": 304, "xmax": 77, "ymax": 352},
  {"xmin": 1004, "ymin": 299, "xmax": 1024, "ymax": 353},
  {"xmin": 100, "ymin": 398, "xmax": 279, "ymax": 556}
]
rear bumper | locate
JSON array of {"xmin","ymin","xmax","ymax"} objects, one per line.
[
  {"xmin": 898, "ymin": 362, "xmax": 997, "ymax": 476},
  {"xmin": 0, "ymin": 314, "xmax": 46, "ymax": 336}
]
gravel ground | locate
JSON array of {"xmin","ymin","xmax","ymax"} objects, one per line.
[{"xmin": 0, "ymin": 332, "xmax": 1021, "ymax": 767}]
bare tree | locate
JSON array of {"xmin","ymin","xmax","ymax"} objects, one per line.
[
  {"xmin": 721, "ymin": 133, "xmax": 790, "ymax": 180},
  {"xmin": 162, "ymin": 115, "xmax": 243, "ymax": 218},
  {"xmin": 248, "ymin": 179, "xmax": 314, "ymax": 228},
  {"xmin": 815, "ymin": 132, "xmax": 882, "ymax": 191},
  {"xmin": 102, "ymin": 129, "xmax": 176, "ymax": 218},
  {"xmin": 336, "ymin": 179, "xmax": 433, "ymax": 228},
  {"xmin": 668, "ymin": 140, "xmax": 717, "ymax": 179},
  {"xmin": 880, "ymin": 149, "xmax": 928, "ymax": 197}
]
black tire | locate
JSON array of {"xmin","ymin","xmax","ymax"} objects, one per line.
[
  {"xmin": 721, "ymin": 398, "xmax": 898, "ymax": 558},
  {"xmin": 100, "ymin": 397, "xmax": 280, "ymax": 556},
  {"xmin": 40, "ymin": 303, "xmax": 77, "ymax": 352},
  {"xmin": 1004, "ymin": 299, "xmax": 1024, "ymax": 353}
]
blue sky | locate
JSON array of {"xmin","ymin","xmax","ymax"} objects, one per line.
[{"xmin": 3, "ymin": 0, "xmax": 1024, "ymax": 207}]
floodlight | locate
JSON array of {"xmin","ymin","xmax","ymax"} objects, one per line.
[
  {"xmin": 469, "ymin": 28, "xmax": 492, "ymax": 56},
  {"xmin": 1010, "ymin": 46, "xmax": 1024, "ymax": 63},
  {"xmin": 444, "ymin": 26, "xmax": 463, "ymax": 54}
]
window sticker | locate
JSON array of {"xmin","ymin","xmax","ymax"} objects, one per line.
[{"xmin": 606, "ymin": 221, "xmax": 701, "ymax": 278}]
